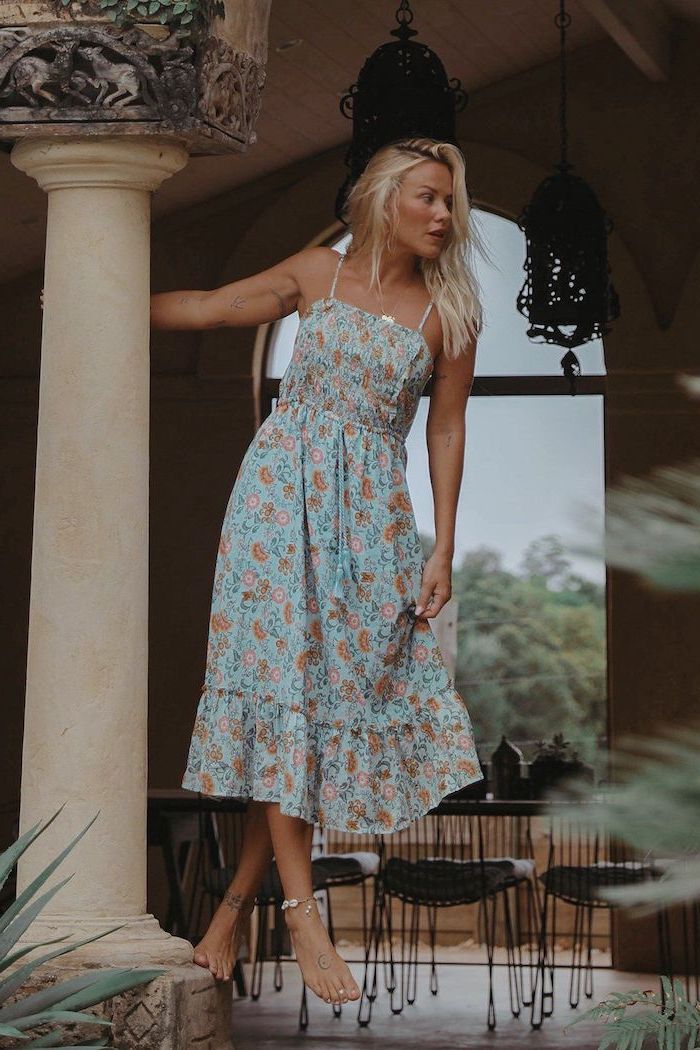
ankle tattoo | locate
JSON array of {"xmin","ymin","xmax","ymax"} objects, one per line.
[{"xmin": 223, "ymin": 889, "xmax": 253, "ymax": 913}]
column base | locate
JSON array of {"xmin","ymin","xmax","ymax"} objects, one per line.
[
  {"xmin": 16, "ymin": 961, "xmax": 234, "ymax": 1050},
  {"xmin": 18, "ymin": 912, "xmax": 193, "ymax": 966}
]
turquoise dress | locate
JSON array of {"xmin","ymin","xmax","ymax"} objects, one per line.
[{"xmin": 182, "ymin": 250, "xmax": 483, "ymax": 833}]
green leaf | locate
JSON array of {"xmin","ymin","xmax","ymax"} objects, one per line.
[
  {"xmin": 0, "ymin": 935, "xmax": 69, "ymax": 976},
  {"xmin": 179, "ymin": 10, "xmax": 193, "ymax": 22},
  {"xmin": 24, "ymin": 1041, "xmax": 110, "ymax": 1049},
  {"xmin": 0, "ymin": 808, "xmax": 65, "ymax": 896},
  {"xmin": 0, "ymin": 970, "xmax": 102, "ymax": 1023},
  {"xmin": 22, "ymin": 1035, "xmax": 111, "ymax": 1048},
  {"xmin": 11, "ymin": 1009, "xmax": 112, "ymax": 1032},
  {"xmin": 137, "ymin": 3, "xmax": 148, "ymax": 12},
  {"xmin": 0, "ymin": 1020, "xmax": 27, "ymax": 1037},
  {"xmin": 148, "ymin": 0, "xmax": 160, "ymax": 10},
  {"xmin": 172, "ymin": 1, "xmax": 186, "ymax": 11},
  {"xmin": 159, "ymin": 10, "xmax": 170, "ymax": 21},
  {"xmin": 0, "ymin": 874, "xmax": 73, "ymax": 966},
  {"xmin": 0, "ymin": 926, "xmax": 122, "ymax": 1005},
  {"xmin": 52, "ymin": 968, "xmax": 165, "ymax": 1013},
  {"xmin": 0, "ymin": 813, "xmax": 99, "ymax": 942}
]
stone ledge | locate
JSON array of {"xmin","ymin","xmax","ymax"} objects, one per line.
[{"xmin": 2, "ymin": 962, "xmax": 234, "ymax": 1050}]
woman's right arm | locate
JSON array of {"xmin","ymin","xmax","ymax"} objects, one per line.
[{"xmin": 150, "ymin": 246, "xmax": 321, "ymax": 330}]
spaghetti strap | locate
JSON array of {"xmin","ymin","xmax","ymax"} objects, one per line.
[
  {"xmin": 329, "ymin": 251, "xmax": 344, "ymax": 298},
  {"xmin": 418, "ymin": 299, "xmax": 433, "ymax": 332}
]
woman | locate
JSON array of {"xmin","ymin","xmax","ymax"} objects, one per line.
[{"xmin": 150, "ymin": 137, "xmax": 484, "ymax": 1008}]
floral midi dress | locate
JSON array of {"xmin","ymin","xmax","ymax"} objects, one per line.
[{"xmin": 182, "ymin": 250, "xmax": 483, "ymax": 833}]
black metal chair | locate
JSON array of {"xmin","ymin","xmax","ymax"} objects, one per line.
[
  {"xmin": 358, "ymin": 806, "xmax": 540, "ymax": 1031},
  {"xmin": 530, "ymin": 813, "xmax": 662, "ymax": 1027}
]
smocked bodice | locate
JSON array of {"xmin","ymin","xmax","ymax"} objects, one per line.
[{"xmin": 276, "ymin": 296, "xmax": 434, "ymax": 445}]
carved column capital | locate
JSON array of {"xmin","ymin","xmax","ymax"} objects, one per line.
[{"xmin": 11, "ymin": 133, "xmax": 188, "ymax": 191}]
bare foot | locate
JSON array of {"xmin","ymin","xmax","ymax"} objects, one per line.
[
  {"xmin": 193, "ymin": 890, "xmax": 254, "ymax": 981},
  {"xmin": 284, "ymin": 897, "xmax": 361, "ymax": 1006}
]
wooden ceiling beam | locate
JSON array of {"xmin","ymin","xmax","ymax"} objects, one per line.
[{"xmin": 578, "ymin": 0, "xmax": 671, "ymax": 81}]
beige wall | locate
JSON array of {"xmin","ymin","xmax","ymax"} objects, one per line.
[{"xmin": 2, "ymin": 30, "xmax": 699, "ymax": 967}]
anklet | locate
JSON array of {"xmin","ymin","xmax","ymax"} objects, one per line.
[{"xmin": 281, "ymin": 894, "xmax": 317, "ymax": 915}]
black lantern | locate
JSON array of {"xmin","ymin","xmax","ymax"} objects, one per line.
[
  {"xmin": 335, "ymin": 0, "xmax": 467, "ymax": 222},
  {"xmin": 516, "ymin": 0, "xmax": 620, "ymax": 390}
]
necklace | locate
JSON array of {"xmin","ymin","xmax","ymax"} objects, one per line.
[{"xmin": 377, "ymin": 283, "xmax": 399, "ymax": 326}]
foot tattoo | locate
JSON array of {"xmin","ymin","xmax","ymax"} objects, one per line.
[{"xmin": 283, "ymin": 895, "xmax": 361, "ymax": 1006}]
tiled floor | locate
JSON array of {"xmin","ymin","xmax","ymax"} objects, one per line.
[{"xmin": 231, "ymin": 947, "xmax": 652, "ymax": 1049}]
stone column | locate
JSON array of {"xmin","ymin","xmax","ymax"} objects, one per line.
[{"xmin": 11, "ymin": 136, "xmax": 191, "ymax": 966}]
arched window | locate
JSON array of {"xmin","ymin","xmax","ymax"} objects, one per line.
[{"xmin": 261, "ymin": 212, "xmax": 607, "ymax": 765}]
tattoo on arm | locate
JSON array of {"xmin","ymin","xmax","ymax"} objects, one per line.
[{"xmin": 229, "ymin": 296, "xmax": 245, "ymax": 311}]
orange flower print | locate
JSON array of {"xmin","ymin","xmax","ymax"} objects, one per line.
[
  {"xmin": 258, "ymin": 466, "xmax": 274, "ymax": 485},
  {"xmin": 253, "ymin": 619, "xmax": 268, "ymax": 641},
  {"xmin": 294, "ymin": 650, "xmax": 310, "ymax": 673},
  {"xmin": 336, "ymin": 639, "xmax": 351, "ymax": 662},
  {"xmin": 368, "ymin": 732, "xmax": 382, "ymax": 755},
  {"xmin": 312, "ymin": 469, "xmax": 329, "ymax": 493},
  {"xmin": 390, "ymin": 490, "xmax": 413, "ymax": 515},
  {"xmin": 210, "ymin": 611, "xmax": 232, "ymax": 633},
  {"xmin": 251, "ymin": 542, "xmax": 269, "ymax": 563}
]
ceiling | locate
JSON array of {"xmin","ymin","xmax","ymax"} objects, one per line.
[{"xmin": 0, "ymin": 0, "xmax": 693, "ymax": 285}]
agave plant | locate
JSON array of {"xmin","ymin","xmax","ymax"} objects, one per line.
[{"xmin": 0, "ymin": 807, "xmax": 164, "ymax": 1048}]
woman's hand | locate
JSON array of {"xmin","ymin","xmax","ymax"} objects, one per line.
[{"xmin": 414, "ymin": 549, "xmax": 452, "ymax": 619}]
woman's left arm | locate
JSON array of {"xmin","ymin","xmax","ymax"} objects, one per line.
[{"xmin": 414, "ymin": 333, "xmax": 477, "ymax": 619}]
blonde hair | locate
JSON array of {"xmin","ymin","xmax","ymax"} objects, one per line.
[{"xmin": 340, "ymin": 137, "xmax": 485, "ymax": 361}]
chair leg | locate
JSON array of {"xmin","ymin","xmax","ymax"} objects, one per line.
[
  {"xmin": 479, "ymin": 893, "xmax": 497, "ymax": 1031},
  {"xmin": 530, "ymin": 885, "xmax": 554, "ymax": 1029},
  {"xmin": 521, "ymin": 878, "xmax": 539, "ymax": 1008},
  {"xmin": 298, "ymin": 983, "xmax": 309, "ymax": 1030},
  {"xmin": 392, "ymin": 898, "xmax": 408, "ymax": 1015},
  {"xmin": 427, "ymin": 902, "xmax": 439, "ymax": 997},
  {"xmin": 502, "ymin": 887, "xmax": 521, "ymax": 1018},
  {"xmin": 250, "ymin": 902, "xmax": 266, "ymax": 1001},
  {"xmin": 583, "ymin": 905, "xmax": 595, "ymax": 1000},
  {"xmin": 383, "ymin": 889, "xmax": 398, "ymax": 998},
  {"xmin": 358, "ymin": 881, "xmax": 383, "ymax": 1027},
  {"xmin": 270, "ymin": 903, "xmax": 285, "ymax": 993},
  {"xmin": 406, "ymin": 902, "xmax": 420, "ymax": 1006},
  {"xmin": 233, "ymin": 958, "xmax": 247, "ymax": 998},
  {"xmin": 569, "ymin": 902, "xmax": 584, "ymax": 1008},
  {"xmin": 325, "ymin": 890, "xmax": 342, "ymax": 1019}
]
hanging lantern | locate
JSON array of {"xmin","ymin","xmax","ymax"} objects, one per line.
[
  {"xmin": 335, "ymin": 0, "xmax": 468, "ymax": 222},
  {"xmin": 516, "ymin": 0, "xmax": 620, "ymax": 390}
]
